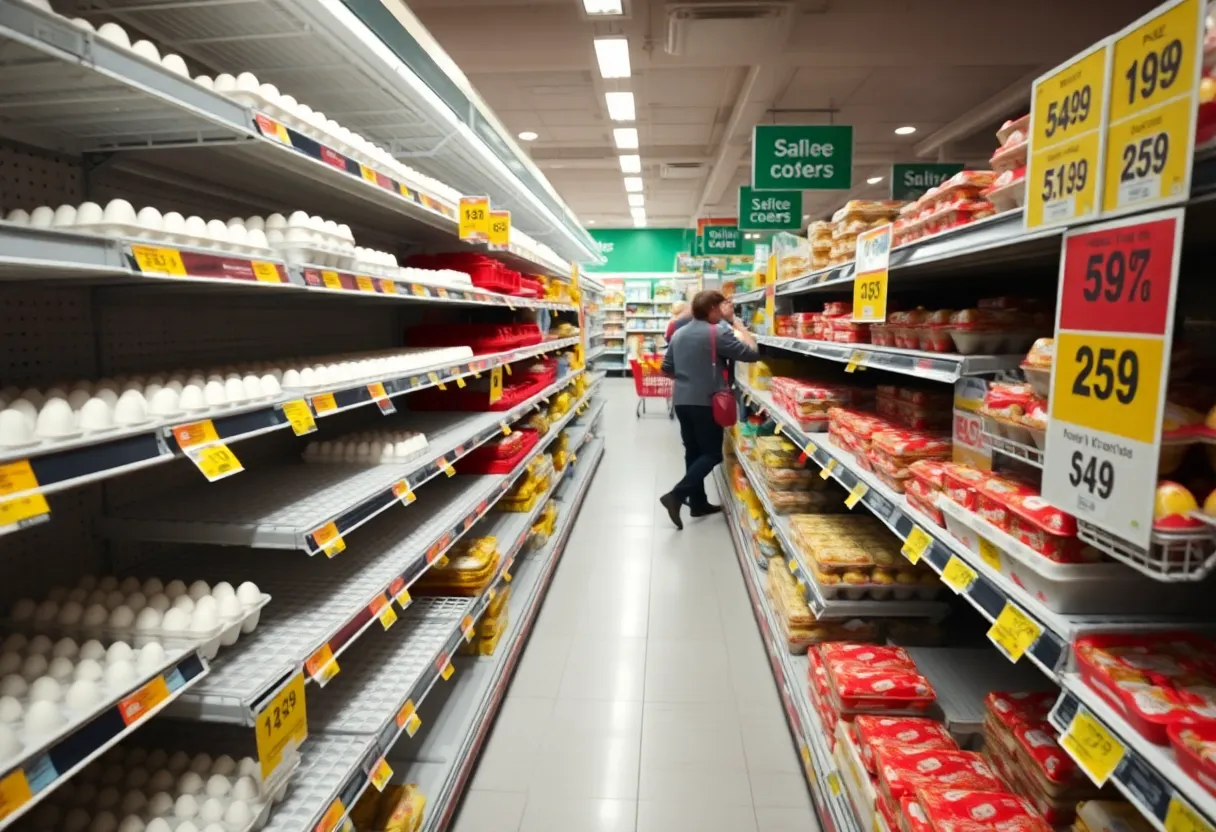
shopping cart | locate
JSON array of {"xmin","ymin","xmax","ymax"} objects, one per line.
[{"xmin": 629, "ymin": 353, "xmax": 674, "ymax": 418}]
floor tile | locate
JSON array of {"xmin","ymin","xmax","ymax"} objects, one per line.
[
  {"xmin": 748, "ymin": 771, "xmax": 815, "ymax": 810},
  {"xmin": 528, "ymin": 731, "xmax": 641, "ymax": 800},
  {"xmin": 548, "ymin": 697, "xmax": 644, "ymax": 739},
  {"xmin": 643, "ymin": 637, "xmax": 734, "ymax": 703},
  {"xmin": 558, "ymin": 636, "xmax": 647, "ymax": 700},
  {"xmin": 754, "ymin": 805, "xmax": 819, "ymax": 832},
  {"xmin": 452, "ymin": 790, "xmax": 528, "ymax": 832},
  {"xmin": 636, "ymin": 756, "xmax": 752, "ymax": 805},
  {"xmin": 637, "ymin": 800, "xmax": 759, "ymax": 832},
  {"xmin": 639, "ymin": 701, "xmax": 746, "ymax": 767},
  {"xmin": 507, "ymin": 635, "xmax": 571, "ymax": 699},
  {"xmin": 520, "ymin": 797, "xmax": 637, "ymax": 832}
]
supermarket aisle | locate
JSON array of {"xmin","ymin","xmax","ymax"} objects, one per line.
[{"xmin": 453, "ymin": 379, "xmax": 818, "ymax": 832}]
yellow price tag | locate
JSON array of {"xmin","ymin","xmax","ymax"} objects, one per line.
[
  {"xmin": 393, "ymin": 479, "xmax": 416, "ymax": 505},
  {"xmin": 395, "ymin": 699, "xmax": 416, "ymax": 729},
  {"xmin": 359, "ymin": 164, "xmax": 378, "ymax": 184},
  {"xmin": 378, "ymin": 278, "xmax": 397, "ymax": 294},
  {"xmin": 488, "ymin": 209, "xmax": 511, "ymax": 249},
  {"xmin": 787, "ymin": 558, "xmax": 797, "ymax": 573},
  {"xmin": 455, "ymin": 375, "xmax": 467, "ymax": 388},
  {"xmin": 1102, "ymin": 0, "xmax": 1203, "ymax": 214},
  {"xmin": 171, "ymin": 419, "xmax": 219, "ymax": 449},
  {"xmin": 501, "ymin": 422, "xmax": 511, "ymax": 435},
  {"xmin": 311, "ymin": 393, "xmax": 338, "ymax": 414},
  {"xmin": 321, "ymin": 270, "xmax": 343, "ymax": 290},
  {"xmin": 441, "ymin": 662, "xmax": 455, "ymax": 681},
  {"xmin": 255, "ymin": 672, "xmax": 308, "ymax": 781},
  {"xmin": 902, "ymin": 526, "xmax": 931, "ymax": 564},
  {"xmin": 187, "ymin": 444, "xmax": 244, "ymax": 482},
  {"xmin": 370, "ymin": 757, "xmax": 393, "ymax": 792},
  {"xmin": 0, "ymin": 769, "xmax": 32, "ymax": 821},
  {"xmin": 396, "ymin": 587, "xmax": 412, "ymax": 609},
  {"xmin": 281, "ymin": 400, "xmax": 316, "ymax": 436},
  {"xmin": 827, "ymin": 773, "xmax": 842, "ymax": 796},
  {"xmin": 316, "ymin": 798, "xmax": 346, "ymax": 832},
  {"xmin": 356, "ymin": 276, "xmax": 376, "ymax": 293},
  {"xmin": 978, "ymin": 537, "xmax": 1002, "ymax": 572},
  {"xmin": 489, "ymin": 366, "xmax": 504, "ymax": 404},
  {"xmin": 1051, "ymin": 331, "xmax": 1165, "ymax": 445},
  {"xmin": 251, "ymin": 261, "xmax": 282, "ymax": 283},
  {"xmin": 941, "ymin": 556, "xmax": 977, "ymax": 594},
  {"xmin": 428, "ymin": 371, "xmax": 446, "ymax": 390},
  {"xmin": 819, "ymin": 459, "xmax": 837, "ymax": 480},
  {"xmin": 773, "ymin": 423, "xmax": 783, "ymax": 436},
  {"xmin": 367, "ymin": 382, "xmax": 388, "ymax": 401},
  {"xmin": 0, "ymin": 493, "xmax": 49, "ymax": 531},
  {"xmin": 378, "ymin": 603, "xmax": 398, "ymax": 631},
  {"xmin": 461, "ymin": 615, "xmax": 474, "ymax": 641},
  {"xmin": 440, "ymin": 459, "xmax": 455, "ymax": 477},
  {"xmin": 1061, "ymin": 710, "xmax": 1125, "ymax": 786},
  {"xmin": 987, "ymin": 602, "xmax": 1043, "ymax": 662},
  {"xmin": 852, "ymin": 223, "xmax": 891, "ymax": 321},
  {"xmin": 459, "ymin": 196, "xmax": 491, "ymax": 241},
  {"xmin": 845, "ymin": 351, "xmax": 864, "ymax": 373},
  {"xmin": 852, "ymin": 270, "xmax": 888, "ymax": 322},
  {"xmin": 0, "ymin": 460, "xmax": 39, "ymax": 499},
  {"xmin": 131, "ymin": 245, "xmax": 187, "ymax": 276},
  {"xmin": 404, "ymin": 712, "xmax": 422, "ymax": 737},
  {"xmin": 504, "ymin": 363, "xmax": 513, "ymax": 376},
  {"xmin": 844, "ymin": 482, "xmax": 868, "ymax": 509},
  {"xmin": 305, "ymin": 644, "xmax": 340, "ymax": 686},
  {"xmin": 1165, "ymin": 797, "xmax": 1215, "ymax": 832}
]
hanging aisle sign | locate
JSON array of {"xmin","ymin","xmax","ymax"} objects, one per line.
[
  {"xmin": 752, "ymin": 125, "xmax": 853, "ymax": 190},
  {"xmin": 459, "ymin": 196, "xmax": 490, "ymax": 242},
  {"xmin": 1042, "ymin": 208, "xmax": 1184, "ymax": 548},
  {"xmin": 852, "ymin": 223, "xmax": 891, "ymax": 322},
  {"xmin": 1100, "ymin": 0, "xmax": 1204, "ymax": 217},
  {"xmin": 1025, "ymin": 42, "xmax": 1111, "ymax": 229},
  {"xmin": 738, "ymin": 186, "xmax": 802, "ymax": 230}
]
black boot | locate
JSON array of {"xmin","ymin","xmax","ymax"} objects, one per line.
[
  {"xmin": 690, "ymin": 503, "xmax": 722, "ymax": 517},
  {"xmin": 659, "ymin": 492, "xmax": 684, "ymax": 530}
]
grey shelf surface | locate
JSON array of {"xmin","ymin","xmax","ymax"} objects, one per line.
[
  {"xmin": 755, "ymin": 335, "xmax": 1023, "ymax": 384},
  {"xmin": 260, "ymin": 734, "xmax": 376, "ymax": 832}
]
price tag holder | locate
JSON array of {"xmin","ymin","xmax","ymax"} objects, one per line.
[
  {"xmin": 172, "ymin": 419, "xmax": 219, "ymax": 450},
  {"xmin": 819, "ymin": 459, "xmax": 837, "ymax": 480},
  {"xmin": 488, "ymin": 209, "xmax": 511, "ymax": 250},
  {"xmin": 1042, "ymin": 208, "xmax": 1183, "ymax": 548},
  {"xmin": 844, "ymin": 482, "xmax": 869, "ymax": 509},
  {"xmin": 0, "ymin": 769, "xmax": 32, "ymax": 821},
  {"xmin": 130, "ymin": 244, "xmax": 187, "ymax": 276},
  {"xmin": 1165, "ymin": 797, "xmax": 1215, "ymax": 832},
  {"xmin": 280, "ymin": 400, "xmax": 317, "ymax": 436},
  {"xmin": 489, "ymin": 366, "xmax": 504, "ymax": 404},
  {"xmin": 316, "ymin": 798, "xmax": 346, "ymax": 832},
  {"xmin": 901, "ymin": 526, "xmax": 931, "ymax": 564},
  {"xmin": 459, "ymin": 196, "xmax": 491, "ymax": 242},
  {"xmin": 1025, "ymin": 42, "xmax": 1111, "ymax": 228},
  {"xmin": 369, "ymin": 758, "xmax": 393, "ymax": 792},
  {"xmin": 1101, "ymin": 0, "xmax": 1205, "ymax": 217},
  {"xmin": 187, "ymin": 444, "xmax": 244, "ymax": 482},
  {"xmin": 978, "ymin": 537, "xmax": 1003, "ymax": 572},
  {"xmin": 987, "ymin": 602, "xmax": 1043, "ymax": 662},
  {"xmin": 852, "ymin": 224, "xmax": 891, "ymax": 321},
  {"xmin": 941, "ymin": 556, "xmax": 978, "ymax": 594},
  {"xmin": 311, "ymin": 393, "xmax": 338, "ymax": 415},
  {"xmin": 393, "ymin": 480, "xmax": 416, "ymax": 505},
  {"xmin": 1060, "ymin": 709, "xmax": 1126, "ymax": 786},
  {"xmin": 118, "ymin": 675, "xmax": 170, "ymax": 725},
  {"xmin": 312, "ymin": 522, "xmax": 345, "ymax": 558},
  {"xmin": 305, "ymin": 644, "xmax": 340, "ymax": 686},
  {"xmin": 255, "ymin": 672, "xmax": 308, "ymax": 781}
]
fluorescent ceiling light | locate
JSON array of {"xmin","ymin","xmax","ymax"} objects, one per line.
[
  {"xmin": 633, "ymin": 218, "xmax": 647, "ymax": 227},
  {"xmin": 894, "ymin": 125, "xmax": 917, "ymax": 135},
  {"xmin": 583, "ymin": 0, "xmax": 623, "ymax": 13},
  {"xmin": 605, "ymin": 91, "xmax": 636, "ymax": 121},
  {"xmin": 623, "ymin": 176, "xmax": 643, "ymax": 192},
  {"xmin": 619, "ymin": 154, "xmax": 641, "ymax": 174},
  {"xmin": 587, "ymin": 219, "xmax": 596, "ymax": 224},
  {"xmin": 867, "ymin": 176, "xmax": 884, "ymax": 184},
  {"xmin": 628, "ymin": 194, "xmax": 645, "ymax": 207},
  {"xmin": 613, "ymin": 127, "xmax": 639, "ymax": 149},
  {"xmin": 517, "ymin": 130, "xmax": 538, "ymax": 141},
  {"xmin": 594, "ymin": 37, "xmax": 632, "ymax": 79}
]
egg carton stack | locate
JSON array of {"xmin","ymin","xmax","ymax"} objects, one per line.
[
  {"xmin": 252, "ymin": 211, "xmax": 354, "ymax": 269},
  {"xmin": 23, "ymin": 745, "xmax": 293, "ymax": 832},
  {"xmin": 396, "ymin": 266, "xmax": 475, "ymax": 291},
  {"xmin": 276, "ymin": 346, "xmax": 475, "ymax": 393},
  {"xmin": 302, "ymin": 429, "xmax": 429, "ymax": 464},
  {"xmin": 0, "ymin": 634, "xmax": 187, "ymax": 773},
  {"xmin": 9, "ymin": 577, "xmax": 268, "ymax": 661}
]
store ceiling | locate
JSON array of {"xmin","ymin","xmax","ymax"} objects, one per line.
[{"xmin": 409, "ymin": 0, "xmax": 1159, "ymax": 229}]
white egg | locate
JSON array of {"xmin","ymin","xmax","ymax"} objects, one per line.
[
  {"xmin": 0, "ymin": 407, "xmax": 35, "ymax": 446},
  {"xmin": 171, "ymin": 595, "xmax": 195, "ymax": 614},
  {"xmin": 217, "ymin": 594, "xmax": 242, "ymax": 622},
  {"xmin": 34, "ymin": 398, "xmax": 76, "ymax": 438},
  {"xmin": 175, "ymin": 794, "xmax": 201, "ymax": 818},
  {"xmin": 118, "ymin": 576, "xmax": 141, "ymax": 594},
  {"xmin": 148, "ymin": 769, "xmax": 175, "ymax": 792},
  {"xmin": 137, "ymin": 643, "xmax": 165, "ymax": 675},
  {"xmin": 48, "ymin": 656, "xmax": 74, "ymax": 682},
  {"xmin": 113, "ymin": 389, "xmax": 149, "ymax": 425},
  {"xmin": 200, "ymin": 797, "xmax": 225, "ymax": 823},
  {"xmin": 33, "ymin": 598, "xmax": 59, "ymax": 625},
  {"xmin": 0, "ymin": 675, "xmax": 25, "ymax": 698},
  {"xmin": 58, "ymin": 601, "xmax": 84, "ymax": 626},
  {"xmin": 79, "ymin": 640, "xmax": 106, "ymax": 661},
  {"xmin": 74, "ymin": 782, "xmax": 98, "ymax": 804},
  {"xmin": 72, "ymin": 658, "xmax": 103, "ymax": 681},
  {"xmin": 223, "ymin": 376, "xmax": 246, "ymax": 403},
  {"xmin": 65, "ymin": 678, "xmax": 101, "ymax": 711},
  {"xmin": 108, "ymin": 605, "xmax": 135, "ymax": 629},
  {"xmin": 3, "ymin": 208, "xmax": 29, "ymax": 226},
  {"xmin": 210, "ymin": 754, "xmax": 237, "ymax": 777},
  {"xmin": 34, "ymin": 805, "xmax": 60, "ymax": 829},
  {"xmin": 130, "ymin": 39, "xmax": 161, "ymax": 63},
  {"xmin": 97, "ymin": 22, "xmax": 131, "ymax": 47},
  {"xmin": 259, "ymin": 373, "xmax": 282, "ymax": 396},
  {"xmin": 146, "ymin": 748, "xmax": 168, "ymax": 769},
  {"xmin": 9, "ymin": 598, "xmax": 34, "ymax": 621},
  {"xmin": 162, "ymin": 608, "xmax": 191, "ymax": 634},
  {"xmin": 0, "ymin": 696, "xmax": 21, "ymax": 723},
  {"xmin": 134, "ymin": 607, "xmax": 162, "ymax": 633},
  {"xmin": 83, "ymin": 603, "xmax": 109, "ymax": 627},
  {"xmin": 24, "ymin": 699, "xmax": 64, "ymax": 736},
  {"xmin": 0, "ymin": 635, "xmax": 24, "ymax": 653},
  {"xmin": 165, "ymin": 579, "xmax": 187, "ymax": 599},
  {"xmin": 237, "ymin": 757, "xmax": 260, "ymax": 779},
  {"xmin": 98, "ymin": 781, "xmax": 121, "ymax": 803},
  {"xmin": 104, "ymin": 661, "xmax": 136, "ymax": 689},
  {"xmin": 146, "ymin": 794, "xmax": 174, "ymax": 819},
  {"xmin": 194, "ymin": 74, "xmax": 214, "ymax": 90},
  {"xmin": 104, "ymin": 590, "xmax": 126, "ymax": 610},
  {"xmin": 187, "ymin": 580, "xmax": 211, "ymax": 601},
  {"xmin": 231, "ymin": 774, "xmax": 259, "ymax": 800},
  {"xmin": 21, "ymin": 654, "xmax": 47, "ymax": 681},
  {"xmin": 67, "ymin": 587, "xmax": 89, "ymax": 604},
  {"xmin": 203, "ymin": 380, "xmax": 226, "ymax": 407},
  {"xmin": 106, "ymin": 641, "xmax": 134, "ymax": 664},
  {"xmin": 125, "ymin": 592, "xmax": 148, "ymax": 614},
  {"xmin": 188, "ymin": 753, "xmax": 213, "ymax": 774},
  {"xmin": 179, "ymin": 384, "xmax": 206, "ymax": 411},
  {"xmin": 28, "ymin": 634, "xmax": 51, "ymax": 656},
  {"xmin": 117, "ymin": 817, "xmax": 146, "ymax": 832},
  {"xmin": 167, "ymin": 750, "xmax": 192, "ymax": 772},
  {"xmin": 124, "ymin": 749, "xmax": 146, "ymax": 767},
  {"xmin": 142, "ymin": 577, "xmax": 165, "ymax": 596},
  {"xmin": 0, "ymin": 654, "xmax": 19, "ymax": 677},
  {"xmin": 78, "ymin": 397, "xmax": 116, "ymax": 432},
  {"xmin": 201, "ymin": 824, "xmax": 225, "ymax": 832},
  {"xmin": 161, "ymin": 53, "xmax": 189, "ymax": 77},
  {"xmin": 99, "ymin": 577, "xmax": 119, "ymax": 595},
  {"xmin": 124, "ymin": 766, "xmax": 149, "ymax": 789},
  {"xmin": 65, "ymin": 808, "xmax": 93, "ymax": 832},
  {"xmin": 146, "ymin": 593, "xmax": 171, "ymax": 614},
  {"xmin": 0, "ymin": 723, "xmax": 19, "ymax": 762},
  {"xmin": 90, "ymin": 811, "xmax": 119, "ymax": 832},
  {"xmin": 224, "ymin": 800, "xmax": 253, "ymax": 826},
  {"xmin": 120, "ymin": 789, "xmax": 146, "ymax": 815},
  {"xmin": 67, "ymin": 388, "xmax": 91, "ymax": 411},
  {"xmin": 135, "ymin": 206, "xmax": 163, "ymax": 233},
  {"xmin": 30, "ymin": 675, "xmax": 61, "ymax": 703}
]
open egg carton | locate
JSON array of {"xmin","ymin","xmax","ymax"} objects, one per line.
[
  {"xmin": 260, "ymin": 211, "xmax": 355, "ymax": 269},
  {"xmin": 7, "ymin": 577, "xmax": 269, "ymax": 661},
  {"xmin": 20, "ymin": 741, "xmax": 298, "ymax": 832},
  {"xmin": 395, "ymin": 266, "xmax": 477, "ymax": 292},
  {"xmin": 352, "ymin": 247, "xmax": 403, "ymax": 279},
  {"xmin": 275, "ymin": 346, "xmax": 475, "ymax": 394},
  {"xmin": 302, "ymin": 430, "xmax": 429, "ymax": 464},
  {"xmin": 0, "ymin": 633, "xmax": 190, "ymax": 778}
]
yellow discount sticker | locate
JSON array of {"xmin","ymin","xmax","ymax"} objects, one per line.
[
  {"xmin": 941, "ymin": 556, "xmax": 977, "ymax": 594},
  {"xmin": 987, "ymin": 602, "xmax": 1043, "ymax": 662},
  {"xmin": 280, "ymin": 400, "xmax": 316, "ymax": 436},
  {"xmin": 844, "ymin": 482, "xmax": 868, "ymax": 509},
  {"xmin": 255, "ymin": 672, "xmax": 307, "ymax": 781},
  {"xmin": 1165, "ymin": 797, "xmax": 1215, "ymax": 832},
  {"xmin": 131, "ymin": 245, "xmax": 187, "ymax": 276},
  {"xmin": 1051, "ymin": 331, "xmax": 1165, "ymax": 445},
  {"xmin": 901, "ymin": 526, "xmax": 931, "ymax": 564},
  {"xmin": 1061, "ymin": 709, "xmax": 1125, "ymax": 786}
]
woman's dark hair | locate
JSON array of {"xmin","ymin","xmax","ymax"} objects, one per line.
[{"xmin": 690, "ymin": 290, "xmax": 726, "ymax": 320}]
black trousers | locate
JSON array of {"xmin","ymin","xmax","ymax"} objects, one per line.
[{"xmin": 671, "ymin": 405, "xmax": 723, "ymax": 509}]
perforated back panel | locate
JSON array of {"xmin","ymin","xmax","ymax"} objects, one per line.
[
  {"xmin": 0, "ymin": 286, "xmax": 99, "ymax": 386},
  {"xmin": 0, "ymin": 141, "xmax": 83, "ymax": 211},
  {"xmin": 0, "ymin": 486, "xmax": 107, "ymax": 607}
]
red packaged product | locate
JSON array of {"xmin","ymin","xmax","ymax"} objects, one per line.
[
  {"xmin": 877, "ymin": 394, "xmax": 901, "ymax": 420},
  {"xmin": 875, "ymin": 791, "xmax": 902, "ymax": 832},
  {"xmin": 854, "ymin": 716, "xmax": 958, "ymax": 774},
  {"xmin": 909, "ymin": 460, "xmax": 949, "ymax": 492},
  {"xmin": 977, "ymin": 476, "xmax": 1038, "ymax": 532},
  {"xmin": 1008, "ymin": 722, "xmax": 1080, "ymax": 785},
  {"xmin": 822, "ymin": 644, "xmax": 916, "ymax": 669},
  {"xmin": 872, "ymin": 321, "xmax": 896, "ymax": 346},
  {"xmin": 905, "ymin": 789, "xmax": 1050, "ymax": 832},
  {"xmin": 901, "ymin": 388, "xmax": 953, "ymax": 407},
  {"xmin": 875, "ymin": 747, "xmax": 1003, "ymax": 804},
  {"xmin": 775, "ymin": 315, "xmax": 797, "ymax": 337},
  {"xmin": 824, "ymin": 301, "xmax": 854, "ymax": 316},
  {"xmin": 905, "ymin": 488, "xmax": 946, "ymax": 527},
  {"xmin": 1004, "ymin": 494, "xmax": 1084, "ymax": 562},
  {"xmin": 871, "ymin": 429, "xmax": 952, "ymax": 462},
  {"xmin": 827, "ymin": 665, "xmax": 936, "ymax": 715},
  {"xmin": 919, "ymin": 309, "xmax": 956, "ymax": 353},
  {"xmin": 985, "ymin": 692, "xmax": 1056, "ymax": 728},
  {"xmin": 941, "ymin": 465, "xmax": 990, "ymax": 511},
  {"xmin": 1169, "ymin": 721, "xmax": 1216, "ymax": 798}
]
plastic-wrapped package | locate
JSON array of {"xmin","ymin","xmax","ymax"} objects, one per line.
[
  {"xmin": 853, "ymin": 715, "xmax": 958, "ymax": 774},
  {"xmin": 763, "ymin": 466, "xmax": 815, "ymax": 491},
  {"xmin": 903, "ymin": 788, "xmax": 1049, "ymax": 832},
  {"xmin": 824, "ymin": 651, "xmax": 937, "ymax": 716},
  {"xmin": 941, "ymin": 465, "xmax": 991, "ymax": 511},
  {"xmin": 874, "ymin": 746, "xmax": 1001, "ymax": 805},
  {"xmin": 977, "ymin": 476, "xmax": 1039, "ymax": 532},
  {"xmin": 1074, "ymin": 801, "xmax": 1157, "ymax": 832}
]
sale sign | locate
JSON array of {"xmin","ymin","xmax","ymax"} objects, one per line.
[
  {"xmin": 852, "ymin": 224, "xmax": 891, "ymax": 322},
  {"xmin": 1042, "ymin": 208, "xmax": 1184, "ymax": 547},
  {"xmin": 953, "ymin": 379, "xmax": 992, "ymax": 471}
]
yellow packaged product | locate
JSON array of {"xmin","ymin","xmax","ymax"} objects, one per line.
[
  {"xmin": 373, "ymin": 784, "xmax": 427, "ymax": 832},
  {"xmin": 526, "ymin": 412, "xmax": 550, "ymax": 435},
  {"xmin": 553, "ymin": 450, "xmax": 569, "ymax": 472},
  {"xmin": 487, "ymin": 585, "xmax": 510, "ymax": 618},
  {"xmin": 476, "ymin": 627, "xmax": 504, "ymax": 655},
  {"xmin": 350, "ymin": 785, "xmax": 382, "ymax": 829},
  {"xmin": 479, "ymin": 610, "xmax": 507, "ymax": 639},
  {"xmin": 766, "ymin": 560, "xmax": 814, "ymax": 630}
]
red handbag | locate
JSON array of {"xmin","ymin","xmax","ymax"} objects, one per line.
[{"xmin": 709, "ymin": 324, "xmax": 737, "ymax": 427}]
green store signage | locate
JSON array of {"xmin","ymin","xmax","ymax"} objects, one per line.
[
  {"xmin": 702, "ymin": 224, "xmax": 743, "ymax": 255},
  {"xmin": 738, "ymin": 186, "xmax": 802, "ymax": 230},
  {"xmin": 752, "ymin": 125, "xmax": 852, "ymax": 190},
  {"xmin": 891, "ymin": 163, "xmax": 964, "ymax": 200}
]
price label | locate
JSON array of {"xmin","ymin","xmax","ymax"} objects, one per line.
[
  {"xmin": 459, "ymin": 196, "xmax": 491, "ymax": 241},
  {"xmin": 0, "ymin": 461, "xmax": 39, "ymax": 499},
  {"xmin": 187, "ymin": 444, "xmax": 244, "ymax": 482},
  {"xmin": 280, "ymin": 400, "xmax": 317, "ymax": 435},
  {"xmin": 396, "ymin": 587, "xmax": 412, "ymax": 609},
  {"xmin": 845, "ymin": 482, "xmax": 869, "ymax": 509},
  {"xmin": 853, "ymin": 224, "xmax": 891, "ymax": 322},
  {"xmin": 313, "ymin": 523, "xmax": 346, "ymax": 558},
  {"xmin": 372, "ymin": 594, "xmax": 397, "ymax": 630},
  {"xmin": 773, "ymin": 423, "xmax": 783, "ymax": 436},
  {"xmin": 255, "ymin": 672, "xmax": 308, "ymax": 781},
  {"xmin": 0, "ymin": 492, "xmax": 49, "ymax": 532},
  {"xmin": 504, "ymin": 363, "xmax": 513, "ymax": 375},
  {"xmin": 1165, "ymin": 797, "xmax": 1215, "ymax": 832},
  {"xmin": 404, "ymin": 712, "xmax": 422, "ymax": 737},
  {"xmin": 411, "ymin": 284, "xmax": 430, "ymax": 298},
  {"xmin": 764, "ymin": 252, "xmax": 777, "ymax": 327},
  {"xmin": 987, "ymin": 602, "xmax": 1043, "ymax": 662},
  {"xmin": 355, "ymin": 276, "xmax": 376, "ymax": 293},
  {"xmin": 395, "ymin": 699, "xmax": 416, "ymax": 729},
  {"xmin": 489, "ymin": 366, "xmax": 504, "ymax": 404},
  {"xmin": 378, "ymin": 278, "xmax": 396, "ymax": 294},
  {"xmin": 500, "ymin": 422, "xmax": 511, "ymax": 436},
  {"xmin": 0, "ymin": 769, "xmax": 32, "ymax": 820},
  {"xmin": 440, "ymin": 459, "xmax": 455, "ymax": 477},
  {"xmin": 315, "ymin": 798, "xmax": 346, "ymax": 832},
  {"xmin": 305, "ymin": 644, "xmax": 340, "ymax": 685},
  {"xmin": 254, "ymin": 113, "xmax": 291, "ymax": 145},
  {"xmin": 393, "ymin": 479, "xmax": 416, "ymax": 505},
  {"xmin": 118, "ymin": 675, "xmax": 170, "ymax": 725},
  {"xmin": 941, "ymin": 556, "xmax": 978, "ymax": 594},
  {"xmin": 1060, "ymin": 709, "xmax": 1125, "ymax": 786},
  {"xmin": 441, "ymin": 661, "xmax": 455, "ymax": 681},
  {"xmin": 1026, "ymin": 44, "xmax": 1110, "ymax": 228},
  {"xmin": 428, "ymin": 372, "xmax": 446, "ymax": 390},
  {"xmin": 1043, "ymin": 209, "xmax": 1182, "ymax": 548},
  {"xmin": 902, "ymin": 526, "xmax": 931, "ymax": 564},
  {"xmin": 978, "ymin": 537, "xmax": 1003, "ymax": 572},
  {"xmin": 1102, "ymin": 0, "xmax": 1204, "ymax": 215},
  {"xmin": 788, "ymin": 558, "xmax": 798, "ymax": 573},
  {"xmin": 131, "ymin": 245, "xmax": 187, "ymax": 277},
  {"xmin": 172, "ymin": 419, "xmax": 219, "ymax": 450},
  {"xmin": 367, "ymin": 382, "xmax": 388, "ymax": 401},
  {"xmin": 252, "ymin": 261, "xmax": 283, "ymax": 283},
  {"xmin": 369, "ymin": 757, "xmax": 393, "ymax": 792},
  {"xmin": 311, "ymin": 393, "xmax": 338, "ymax": 414},
  {"xmin": 461, "ymin": 615, "xmax": 475, "ymax": 641},
  {"xmin": 320, "ymin": 271, "xmax": 343, "ymax": 290},
  {"xmin": 819, "ymin": 459, "xmax": 837, "ymax": 480},
  {"xmin": 488, "ymin": 210, "xmax": 511, "ymax": 250}
]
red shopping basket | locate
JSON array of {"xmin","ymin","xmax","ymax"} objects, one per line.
[{"xmin": 629, "ymin": 353, "xmax": 674, "ymax": 419}]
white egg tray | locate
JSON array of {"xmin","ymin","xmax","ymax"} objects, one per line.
[
  {"xmin": 277, "ymin": 354, "xmax": 474, "ymax": 395},
  {"xmin": 73, "ymin": 223, "xmax": 278, "ymax": 260},
  {"xmin": 6, "ymin": 595, "xmax": 270, "ymax": 661},
  {"xmin": 0, "ymin": 642, "xmax": 191, "ymax": 778},
  {"xmin": 268, "ymin": 241, "xmax": 354, "ymax": 270}
]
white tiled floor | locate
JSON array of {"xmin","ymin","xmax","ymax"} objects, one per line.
[{"xmin": 453, "ymin": 379, "xmax": 820, "ymax": 832}]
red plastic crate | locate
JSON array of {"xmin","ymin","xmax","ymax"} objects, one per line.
[
  {"xmin": 460, "ymin": 429, "xmax": 541, "ymax": 474},
  {"xmin": 1169, "ymin": 721, "xmax": 1216, "ymax": 797},
  {"xmin": 518, "ymin": 277, "xmax": 543, "ymax": 298},
  {"xmin": 410, "ymin": 376, "xmax": 543, "ymax": 412},
  {"xmin": 407, "ymin": 323, "xmax": 542, "ymax": 354},
  {"xmin": 407, "ymin": 253, "xmax": 520, "ymax": 295}
]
